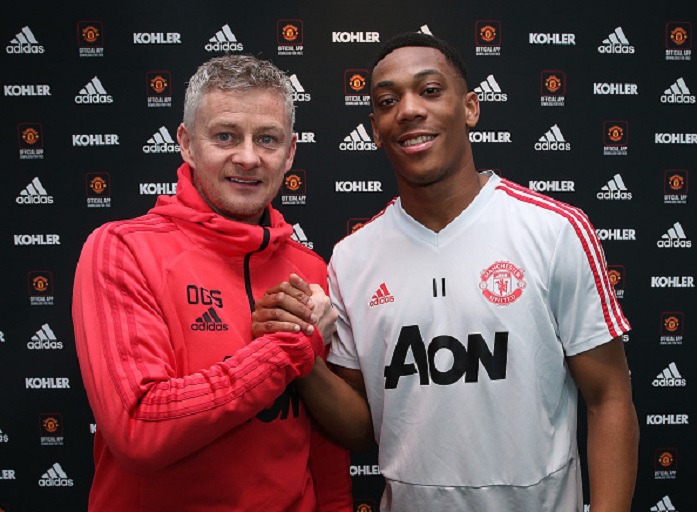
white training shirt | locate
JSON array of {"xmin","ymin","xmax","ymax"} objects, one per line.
[{"xmin": 327, "ymin": 173, "xmax": 630, "ymax": 512}]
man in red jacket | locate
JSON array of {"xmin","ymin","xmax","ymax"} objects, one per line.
[{"xmin": 72, "ymin": 54, "xmax": 351, "ymax": 511}]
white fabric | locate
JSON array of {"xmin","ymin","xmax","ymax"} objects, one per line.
[{"xmin": 327, "ymin": 173, "xmax": 629, "ymax": 511}]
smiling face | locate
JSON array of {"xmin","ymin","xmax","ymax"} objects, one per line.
[
  {"xmin": 370, "ymin": 46, "xmax": 480, "ymax": 189},
  {"xmin": 177, "ymin": 88, "xmax": 297, "ymax": 225}
]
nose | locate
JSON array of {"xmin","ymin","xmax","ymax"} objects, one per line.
[
  {"xmin": 230, "ymin": 137, "xmax": 261, "ymax": 170},
  {"xmin": 396, "ymin": 92, "xmax": 426, "ymax": 123}
]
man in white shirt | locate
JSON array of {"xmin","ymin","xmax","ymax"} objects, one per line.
[{"xmin": 253, "ymin": 32, "xmax": 638, "ymax": 512}]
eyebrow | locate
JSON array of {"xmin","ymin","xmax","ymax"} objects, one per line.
[
  {"xmin": 210, "ymin": 121, "xmax": 286, "ymax": 132},
  {"xmin": 372, "ymin": 68, "xmax": 444, "ymax": 91}
]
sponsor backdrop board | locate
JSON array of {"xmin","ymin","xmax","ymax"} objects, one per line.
[{"xmin": 0, "ymin": 1, "xmax": 695, "ymax": 510}]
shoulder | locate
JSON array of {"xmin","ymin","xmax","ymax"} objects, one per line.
[
  {"xmin": 94, "ymin": 213, "xmax": 175, "ymax": 237},
  {"xmin": 333, "ymin": 198, "xmax": 397, "ymax": 254},
  {"xmin": 84, "ymin": 213, "xmax": 177, "ymax": 253},
  {"xmin": 494, "ymin": 178, "xmax": 594, "ymax": 232},
  {"xmin": 283, "ymin": 237, "xmax": 328, "ymax": 269}
]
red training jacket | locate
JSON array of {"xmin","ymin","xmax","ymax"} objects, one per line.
[{"xmin": 72, "ymin": 163, "xmax": 352, "ymax": 511}]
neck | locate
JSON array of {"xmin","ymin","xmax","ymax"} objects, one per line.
[{"xmin": 399, "ymin": 166, "xmax": 488, "ymax": 233}]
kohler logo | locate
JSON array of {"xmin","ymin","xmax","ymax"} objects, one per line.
[
  {"xmin": 14, "ymin": 234, "xmax": 60, "ymax": 245},
  {"xmin": 139, "ymin": 183, "xmax": 177, "ymax": 195}
]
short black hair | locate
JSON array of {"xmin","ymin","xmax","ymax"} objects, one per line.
[{"xmin": 371, "ymin": 32, "xmax": 469, "ymax": 86}]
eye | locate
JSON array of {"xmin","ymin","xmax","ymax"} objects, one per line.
[
  {"xmin": 423, "ymin": 86, "xmax": 442, "ymax": 95},
  {"xmin": 258, "ymin": 134, "xmax": 280, "ymax": 147},
  {"xmin": 376, "ymin": 97, "xmax": 397, "ymax": 108},
  {"xmin": 217, "ymin": 132, "xmax": 231, "ymax": 142}
]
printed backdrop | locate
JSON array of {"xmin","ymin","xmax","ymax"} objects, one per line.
[{"xmin": 0, "ymin": 1, "xmax": 695, "ymax": 510}]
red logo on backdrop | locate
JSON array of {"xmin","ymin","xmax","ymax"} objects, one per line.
[
  {"xmin": 83, "ymin": 26, "xmax": 99, "ymax": 43},
  {"xmin": 479, "ymin": 261, "xmax": 526, "ymax": 305},
  {"xmin": 661, "ymin": 312, "xmax": 684, "ymax": 336},
  {"xmin": 86, "ymin": 172, "xmax": 110, "ymax": 197},
  {"xmin": 277, "ymin": 20, "xmax": 303, "ymax": 45},
  {"xmin": 283, "ymin": 170, "xmax": 306, "ymax": 194},
  {"xmin": 281, "ymin": 169, "xmax": 307, "ymax": 205},
  {"xmin": 28, "ymin": 271, "xmax": 54, "ymax": 305},
  {"xmin": 40, "ymin": 413, "xmax": 63, "ymax": 436},
  {"xmin": 655, "ymin": 448, "xmax": 678, "ymax": 470},
  {"xmin": 354, "ymin": 499, "xmax": 376, "ymax": 512},
  {"xmin": 147, "ymin": 70, "xmax": 172, "ymax": 96},
  {"xmin": 664, "ymin": 170, "xmax": 688, "ymax": 194},
  {"xmin": 607, "ymin": 265, "xmax": 625, "ymax": 298},
  {"xmin": 476, "ymin": 20, "xmax": 502, "ymax": 46},
  {"xmin": 18, "ymin": 123, "xmax": 43, "ymax": 149},
  {"xmin": 604, "ymin": 121, "xmax": 629, "ymax": 146},
  {"xmin": 347, "ymin": 218, "xmax": 369, "ymax": 235},
  {"xmin": 77, "ymin": 20, "xmax": 104, "ymax": 46},
  {"xmin": 345, "ymin": 70, "xmax": 368, "ymax": 95},
  {"xmin": 541, "ymin": 70, "xmax": 566, "ymax": 95},
  {"xmin": 608, "ymin": 269, "xmax": 622, "ymax": 286},
  {"xmin": 666, "ymin": 22, "xmax": 691, "ymax": 49},
  {"xmin": 28, "ymin": 271, "xmax": 53, "ymax": 296},
  {"xmin": 22, "ymin": 127, "xmax": 40, "ymax": 144},
  {"xmin": 32, "ymin": 276, "xmax": 48, "ymax": 292}
]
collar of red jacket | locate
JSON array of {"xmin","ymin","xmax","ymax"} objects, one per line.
[{"xmin": 148, "ymin": 163, "xmax": 293, "ymax": 257}]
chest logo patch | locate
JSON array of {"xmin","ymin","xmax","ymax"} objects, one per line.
[{"xmin": 479, "ymin": 261, "xmax": 526, "ymax": 305}]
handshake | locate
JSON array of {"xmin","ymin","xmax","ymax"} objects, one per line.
[{"xmin": 252, "ymin": 273, "xmax": 337, "ymax": 346}]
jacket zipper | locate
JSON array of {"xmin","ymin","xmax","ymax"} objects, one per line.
[{"xmin": 244, "ymin": 226, "xmax": 270, "ymax": 313}]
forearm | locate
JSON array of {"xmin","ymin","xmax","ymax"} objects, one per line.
[
  {"xmin": 586, "ymin": 398, "xmax": 639, "ymax": 512},
  {"xmin": 78, "ymin": 330, "xmax": 320, "ymax": 473},
  {"xmin": 296, "ymin": 358, "xmax": 374, "ymax": 452}
]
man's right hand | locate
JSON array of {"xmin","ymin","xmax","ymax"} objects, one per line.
[
  {"xmin": 307, "ymin": 283, "xmax": 338, "ymax": 343},
  {"xmin": 252, "ymin": 274, "xmax": 326, "ymax": 338}
]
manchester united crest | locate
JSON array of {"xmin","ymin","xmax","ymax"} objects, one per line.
[{"xmin": 479, "ymin": 261, "xmax": 526, "ymax": 305}]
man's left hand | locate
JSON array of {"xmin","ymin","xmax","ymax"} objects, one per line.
[{"xmin": 252, "ymin": 274, "xmax": 318, "ymax": 337}]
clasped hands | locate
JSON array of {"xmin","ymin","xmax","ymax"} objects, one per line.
[{"xmin": 251, "ymin": 273, "xmax": 337, "ymax": 344}]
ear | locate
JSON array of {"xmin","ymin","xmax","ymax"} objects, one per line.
[
  {"xmin": 464, "ymin": 91, "xmax": 480, "ymax": 128},
  {"xmin": 369, "ymin": 113, "xmax": 383, "ymax": 148},
  {"xmin": 177, "ymin": 123, "xmax": 194, "ymax": 166}
]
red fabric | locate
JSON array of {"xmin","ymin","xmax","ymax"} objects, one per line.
[{"xmin": 73, "ymin": 163, "xmax": 351, "ymax": 511}]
